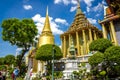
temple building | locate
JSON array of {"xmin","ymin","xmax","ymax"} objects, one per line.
[
  {"xmin": 60, "ymin": 1, "xmax": 102, "ymax": 59},
  {"xmin": 99, "ymin": 0, "xmax": 120, "ymax": 45},
  {"xmin": 60, "ymin": 1, "xmax": 103, "ymax": 79},
  {"xmin": 27, "ymin": 7, "xmax": 54, "ymax": 76}
]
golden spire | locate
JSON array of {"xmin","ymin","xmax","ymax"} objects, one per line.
[
  {"xmin": 46, "ymin": 6, "xmax": 48, "ymax": 16},
  {"xmin": 76, "ymin": 0, "xmax": 83, "ymax": 15},
  {"xmin": 42, "ymin": 6, "xmax": 52, "ymax": 33},
  {"xmin": 38, "ymin": 6, "xmax": 54, "ymax": 47}
]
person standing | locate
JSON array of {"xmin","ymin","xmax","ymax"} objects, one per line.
[
  {"xmin": 12, "ymin": 72, "xmax": 15, "ymax": 80},
  {"xmin": 13, "ymin": 67, "xmax": 19, "ymax": 80},
  {"xmin": 2, "ymin": 69, "xmax": 7, "ymax": 80},
  {"xmin": 0, "ymin": 71, "xmax": 3, "ymax": 80}
]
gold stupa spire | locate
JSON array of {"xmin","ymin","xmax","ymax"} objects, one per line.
[
  {"xmin": 42, "ymin": 6, "xmax": 52, "ymax": 33},
  {"xmin": 76, "ymin": 0, "xmax": 83, "ymax": 15},
  {"xmin": 46, "ymin": 6, "xmax": 48, "ymax": 16},
  {"xmin": 38, "ymin": 6, "xmax": 54, "ymax": 47}
]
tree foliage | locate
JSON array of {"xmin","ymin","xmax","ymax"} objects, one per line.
[
  {"xmin": 104, "ymin": 46, "xmax": 120, "ymax": 64},
  {"xmin": 88, "ymin": 52, "xmax": 104, "ymax": 66},
  {"xmin": 88, "ymin": 38, "xmax": 120, "ymax": 79},
  {"xmin": 4, "ymin": 55, "xmax": 15, "ymax": 65},
  {"xmin": 1, "ymin": 18, "xmax": 38, "ymax": 67},
  {"xmin": 0, "ymin": 65, "xmax": 7, "ymax": 71},
  {"xmin": 35, "ymin": 44, "xmax": 63, "ymax": 61},
  {"xmin": 104, "ymin": 46, "xmax": 120, "ymax": 78},
  {"xmin": 0, "ymin": 57, "xmax": 5, "ymax": 65},
  {"xmin": 89, "ymin": 38, "xmax": 112, "ymax": 53},
  {"xmin": 1, "ymin": 18, "xmax": 38, "ymax": 47}
]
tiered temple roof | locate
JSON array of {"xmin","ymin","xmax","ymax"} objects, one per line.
[{"xmin": 60, "ymin": 0, "xmax": 102, "ymax": 37}]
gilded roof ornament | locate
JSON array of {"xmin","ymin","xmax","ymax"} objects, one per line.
[
  {"xmin": 76, "ymin": 0, "xmax": 83, "ymax": 15},
  {"xmin": 46, "ymin": 6, "xmax": 48, "ymax": 16},
  {"xmin": 42, "ymin": 6, "xmax": 52, "ymax": 33}
]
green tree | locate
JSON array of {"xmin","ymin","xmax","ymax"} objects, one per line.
[
  {"xmin": 89, "ymin": 38, "xmax": 112, "ymax": 53},
  {"xmin": 1, "ymin": 18, "xmax": 38, "ymax": 67},
  {"xmin": 35, "ymin": 44, "xmax": 63, "ymax": 76},
  {"xmin": 104, "ymin": 46, "xmax": 120, "ymax": 64},
  {"xmin": 0, "ymin": 65, "xmax": 7, "ymax": 71},
  {"xmin": 88, "ymin": 52, "xmax": 105, "ymax": 79},
  {"xmin": 88, "ymin": 38, "xmax": 112, "ymax": 79},
  {"xmin": 88, "ymin": 52, "xmax": 104, "ymax": 66},
  {"xmin": 89, "ymin": 38, "xmax": 120, "ymax": 79},
  {"xmin": 53, "ymin": 71, "xmax": 63, "ymax": 79},
  {"xmin": 0, "ymin": 57, "xmax": 5, "ymax": 65},
  {"xmin": 4, "ymin": 55, "xmax": 15, "ymax": 66},
  {"xmin": 104, "ymin": 46, "xmax": 120, "ymax": 78},
  {"xmin": 35, "ymin": 44, "xmax": 62, "ymax": 61}
]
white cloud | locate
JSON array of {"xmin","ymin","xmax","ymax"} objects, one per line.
[
  {"xmin": 87, "ymin": 18, "xmax": 97, "ymax": 24},
  {"xmin": 35, "ymin": 22, "xmax": 44, "ymax": 34},
  {"xmin": 70, "ymin": 6, "xmax": 77, "ymax": 12},
  {"xmin": 71, "ymin": 0, "xmax": 77, "ymax": 5},
  {"xmin": 86, "ymin": 6, "xmax": 90, "ymax": 12},
  {"xmin": 32, "ymin": 14, "xmax": 42, "ymax": 22},
  {"xmin": 54, "ymin": 0, "xmax": 62, "ymax": 4},
  {"xmin": 63, "ymin": 0, "xmax": 70, "ymax": 5},
  {"xmin": 32, "ymin": 14, "xmax": 68, "ymax": 35},
  {"xmin": 54, "ymin": 0, "xmax": 70, "ymax": 5},
  {"xmin": 54, "ymin": 0, "xmax": 81, "ymax": 5},
  {"xmin": 54, "ymin": 0, "xmax": 78, "ymax": 12},
  {"xmin": 50, "ymin": 21, "xmax": 64, "ymax": 34},
  {"xmin": 102, "ymin": 0, "xmax": 107, "ymax": 5},
  {"xmin": 23, "ymin": 5, "xmax": 32, "ymax": 10},
  {"xmin": 16, "ymin": 48, "xmax": 22, "ymax": 52},
  {"xmin": 55, "ymin": 18, "xmax": 68, "ymax": 25},
  {"xmin": 83, "ymin": 0, "xmax": 94, "ymax": 7},
  {"xmin": 86, "ymin": 2, "xmax": 103, "ymax": 13},
  {"xmin": 95, "ymin": 13, "xmax": 100, "ymax": 17},
  {"xmin": 16, "ymin": 48, "xmax": 22, "ymax": 56},
  {"xmin": 93, "ymin": 3, "xmax": 103, "ymax": 12},
  {"xmin": 83, "ymin": 11, "xmax": 86, "ymax": 14}
]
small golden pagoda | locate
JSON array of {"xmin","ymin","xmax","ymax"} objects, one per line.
[
  {"xmin": 28, "ymin": 7, "xmax": 54, "ymax": 73},
  {"xmin": 60, "ymin": 1, "xmax": 102, "ymax": 58},
  {"xmin": 38, "ymin": 6, "xmax": 54, "ymax": 47},
  {"xmin": 99, "ymin": 0, "xmax": 120, "ymax": 46}
]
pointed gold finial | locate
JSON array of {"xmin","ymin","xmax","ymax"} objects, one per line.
[
  {"xmin": 77, "ymin": 0, "xmax": 80, "ymax": 8},
  {"xmin": 76, "ymin": 0, "xmax": 82, "ymax": 15},
  {"xmin": 42, "ymin": 6, "xmax": 52, "ymax": 33},
  {"xmin": 46, "ymin": 6, "xmax": 48, "ymax": 16}
]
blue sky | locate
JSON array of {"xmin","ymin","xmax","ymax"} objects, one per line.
[{"xmin": 0, "ymin": 0, "xmax": 107, "ymax": 57}]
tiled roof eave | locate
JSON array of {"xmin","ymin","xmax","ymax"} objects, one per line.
[
  {"xmin": 99, "ymin": 15, "xmax": 120, "ymax": 24},
  {"xmin": 60, "ymin": 26, "xmax": 100, "ymax": 37}
]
